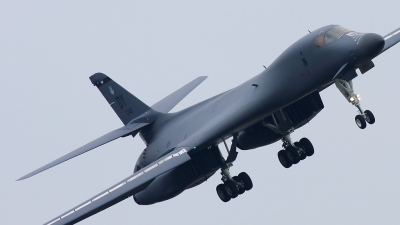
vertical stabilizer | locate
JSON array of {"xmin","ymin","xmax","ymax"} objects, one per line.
[{"xmin": 90, "ymin": 73, "xmax": 151, "ymax": 125}]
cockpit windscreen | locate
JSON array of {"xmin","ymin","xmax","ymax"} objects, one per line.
[{"xmin": 314, "ymin": 26, "xmax": 351, "ymax": 47}]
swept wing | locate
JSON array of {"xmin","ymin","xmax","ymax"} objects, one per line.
[
  {"xmin": 381, "ymin": 27, "xmax": 400, "ymax": 53},
  {"xmin": 151, "ymin": 76, "xmax": 207, "ymax": 113},
  {"xmin": 17, "ymin": 122, "xmax": 148, "ymax": 181},
  {"xmin": 44, "ymin": 148, "xmax": 190, "ymax": 225}
]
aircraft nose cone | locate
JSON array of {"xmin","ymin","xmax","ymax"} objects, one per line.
[{"xmin": 359, "ymin": 33, "xmax": 385, "ymax": 59}]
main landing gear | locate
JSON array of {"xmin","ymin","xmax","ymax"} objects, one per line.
[
  {"xmin": 277, "ymin": 134, "xmax": 314, "ymax": 168},
  {"xmin": 215, "ymin": 135, "xmax": 253, "ymax": 202},
  {"xmin": 216, "ymin": 171, "xmax": 253, "ymax": 202},
  {"xmin": 262, "ymin": 114, "xmax": 315, "ymax": 168},
  {"xmin": 335, "ymin": 79, "xmax": 375, "ymax": 129}
]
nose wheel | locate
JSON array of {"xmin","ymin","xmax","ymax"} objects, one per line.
[
  {"xmin": 355, "ymin": 115, "xmax": 366, "ymax": 129},
  {"xmin": 364, "ymin": 110, "xmax": 375, "ymax": 124},
  {"xmin": 355, "ymin": 110, "xmax": 375, "ymax": 129},
  {"xmin": 335, "ymin": 79, "xmax": 376, "ymax": 129}
]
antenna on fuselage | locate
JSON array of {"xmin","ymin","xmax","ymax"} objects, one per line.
[
  {"xmin": 263, "ymin": 65, "xmax": 267, "ymax": 69},
  {"xmin": 308, "ymin": 30, "xmax": 311, "ymax": 33}
]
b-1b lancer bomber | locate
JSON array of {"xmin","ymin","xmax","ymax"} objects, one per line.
[{"xmin": 18, "ymin": 24, "xmax": 400, "ymax": 224}]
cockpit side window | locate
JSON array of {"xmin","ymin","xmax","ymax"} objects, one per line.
[
  {"xmin": 314, "ymin": 32, "xmax": 325, "ymax": 47},
  {"xmin": 314, "ymin": 26, "xmax": 351, "ymax": 47}
]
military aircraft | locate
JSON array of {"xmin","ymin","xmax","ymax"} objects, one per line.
[{"xmin": 18, "ymin": 24, "xmax": 400, "ymax": 224}]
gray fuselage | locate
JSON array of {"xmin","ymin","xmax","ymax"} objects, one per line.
[{"xmin": 133, "ymin": 25, "xmax": 376, "ymax": 204}]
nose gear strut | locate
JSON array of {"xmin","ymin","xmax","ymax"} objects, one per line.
[{"xmin": 334, "ymin": 79, "xmax": 375, "ymax": 129}]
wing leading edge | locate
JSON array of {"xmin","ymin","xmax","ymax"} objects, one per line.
[
  {"xmin": 44, "ymin": 148, "xmax": 190, "ymax": 225},
  {"xmin": 151, "ymin": 76, "xmax": 207, "ymax": 113},
  {"xmin": 381, "ymin": 27, "xmax": 400, "ymax": 53},
  {"xmin": 17, "ymin": 122, "xmax": 149, "ymax": 181}
]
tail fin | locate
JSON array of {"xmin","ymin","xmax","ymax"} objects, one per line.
[{"xmin": 90, "ymin": 73, "xmax": 151, "ymax": 125}]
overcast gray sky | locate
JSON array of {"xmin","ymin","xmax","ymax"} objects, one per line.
[{"xmin": 1, "ymin": 1, "xmax": 400, "ymax": 225}]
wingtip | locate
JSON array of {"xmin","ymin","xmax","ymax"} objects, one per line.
[
  {"xmin": 16, "ymin": 169, "xmax": 41, "ymax": 181},
  {"xmin": 196, "ymin": 76, "xmax": 208, "ymax": 82},
  {"xmin": 16, "ymin": 171, "xmax": 36, "ymax": 181},
  {"xmin": 16, "ymin": 175, "xmax": 28, "ymax": 181}
]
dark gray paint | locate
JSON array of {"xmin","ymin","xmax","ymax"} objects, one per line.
[
  {"xmin": 381, "ymin": 27, "xmax": 400, "ymax": 53},
  {"xmin": 17, "ymin": 122, "xmax": 149, "ymax": 181},
  {"xmin": 17, "ymin": 24, "xmax": 400, "ymax": 224},
  {"xmin": 151, "ymin": 76, "xmax": 208, "ymax": 113}
]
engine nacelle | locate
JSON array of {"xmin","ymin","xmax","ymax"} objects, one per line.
[
  {"xmin": 237, "ymin": 122, "xmax": 281, "ymax": 150},
  {"xmin": 238, "ymin": 91, "xmax": 324, "ymax": 150}
]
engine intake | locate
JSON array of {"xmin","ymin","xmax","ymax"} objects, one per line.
[{"xmin": 238, "ymin": 91, "xmax": 324, "ymax": 150}]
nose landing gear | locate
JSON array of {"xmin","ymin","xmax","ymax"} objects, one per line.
[
  {"xmin": 335, "ymin": 79, "xmax": 375, "ymax": 129},
  {"xmin": 215, "ymin": 135, "xmax": 253, "ymax": 202}
]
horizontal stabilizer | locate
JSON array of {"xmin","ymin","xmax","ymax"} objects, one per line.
[
  {"xmin": 17, "ymin": 122, "xmax": 148, "ymax": 181},
  {"xmin": 381, "ymin": 27, "xmax": 400, "ymax": 53},
  {"xmin": 43, "ymin": 148, "xmax": 190, "ymax": 225},
  {"xmin": 151, "ymin": 76, "xmax": 207, "ymax": 113}
]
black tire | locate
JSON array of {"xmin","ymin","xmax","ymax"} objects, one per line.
[
  {"xmin": 278, "ymin": 150, "xmax": 292, "ymax": 168},
  {"xmin": 287, "ymin": 146, "xmax": 300, "ymax": 164},
  {"xmin": 233, "ymin": 176, "xmax": 245, "ymax": 194},
  {"xmin": 364, "ymin": 110, "xmax": 375, "ymax": 124},
  {"xmin": 355, "ymin": 115, "xmax": 367, "ymax": 129},
  {"xmin": 224, "ymin": 180, "xmax": 239, "ymax": 198},
  {"xmin": 294, "ymin": 142, "xmax": 306, "ymax": 160},
  {"xmin": 238, "ymin": 172, "xmax": 253, "ymax": 191},
  {"xmin": 216, "ymin": 184, "xmax": 231, "ymax": 202},
  {"xmin": 299, "ymin": 138, "xmax": 314, "ymax": 157}
]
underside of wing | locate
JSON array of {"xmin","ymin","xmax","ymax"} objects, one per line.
[
  {"xmin": 44, "ymin": 148, "xmax": 190, "ymax": 225},
  {"xmin": 17, "ymin": 122, "xmax": 149, "ymax": 181},
  {"xmin": 381, "ymin": 27, "xmax": 400, "ymax": 53}
]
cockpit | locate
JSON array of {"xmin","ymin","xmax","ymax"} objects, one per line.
[{"xmin": 314, "ymin": 25, "xmax": 351, "ymax": 47}]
